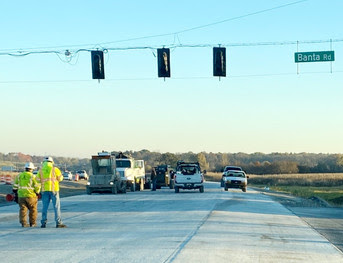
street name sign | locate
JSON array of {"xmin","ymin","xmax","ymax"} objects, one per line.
[{"xmin": 295, "ymin": 51, "xmax": 335, "ymax": 63}]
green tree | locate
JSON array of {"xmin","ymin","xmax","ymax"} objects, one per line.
[
  {"xmin": 159, "ymin": 152, "xmax": 179, "ymax": 168},
  {"xmin": 197, "ymin": 152, "xmax": 209, "ymax": 171}
]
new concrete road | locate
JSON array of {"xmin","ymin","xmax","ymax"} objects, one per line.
[{"xmin": 0, "ymin": 182, "xmax": 342, "ymax": 263}]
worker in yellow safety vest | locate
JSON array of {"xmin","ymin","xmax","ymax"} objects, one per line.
[
  {"xmin": 12, "ymin": 162, "xmax": 41, "ymax": 227},
  {"xmin": 37, "ymin": 156, "xmax": 67, "ymax": 228}
]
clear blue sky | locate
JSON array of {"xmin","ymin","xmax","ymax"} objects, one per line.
[{"xmin": 1, "ymin": 0, "xmax": 342, "ymax": 158}]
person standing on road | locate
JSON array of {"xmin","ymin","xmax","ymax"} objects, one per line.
[
  {"xmin": 151, "ymin": 167, "xmax": 157, "ymax": 191},
  {"xmin": 37, "ymin": 156, "xmax": 67, "ymax": 228},
  {"xmin": 12, "ymin": 162, "xmax": 41, "ymax": 227}
]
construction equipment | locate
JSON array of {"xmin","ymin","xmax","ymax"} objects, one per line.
[
  {"xmin": 86, "ymin": 151, "xmax": 127, "ymax": 195},
  {"xmin": 115, "ymin": 152, "xmax": 146, "ymax": 191}
]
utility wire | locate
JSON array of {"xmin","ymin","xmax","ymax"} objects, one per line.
[
  {"xmin": 0, "ymin": 0, "xmax": 310, "ymax": 53},
  {"xmin": 174, "ymin": 0, "xmax": 309, "ymax": 35},
  {"xmin": 95, "ymin": 0, "xmax": 310, "ymax": 46},
  {"xmin": 0, "ymin": 38, "xmax": 342, "ymax": 58}
]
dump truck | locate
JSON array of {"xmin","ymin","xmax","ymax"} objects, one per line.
[
  {"xmin": 115, "ymin": 152, "xmax": 146, "ymax": 191},
  {"xmin": 86, "ymin": 151, "xmax": 127, "ymax": 194}
]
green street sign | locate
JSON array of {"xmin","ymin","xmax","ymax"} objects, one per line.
[{"xmin": 295, "ymin": 51, "xmax": 335, "ymax": 63}]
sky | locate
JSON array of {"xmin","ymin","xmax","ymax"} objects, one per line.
[{"xmin": 1, "ymin": 0, "xmax": 342, "ymax": 158}]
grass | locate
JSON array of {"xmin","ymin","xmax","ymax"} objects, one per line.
[{"xmin": 205, "ymin": 172, "xmax": 343, "ymax": 206}]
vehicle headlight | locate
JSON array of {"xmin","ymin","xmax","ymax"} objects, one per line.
[
  {"xmin": 87, "ymin": 182, "xmax": 90, "ymax": 185},
  {"xmin": 110, "ymin": 182, "xmax": 114, "ymax": 185}
]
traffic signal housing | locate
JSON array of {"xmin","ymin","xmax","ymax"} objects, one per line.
[
  {"xmin": 91, "ymin": 51, "xmax": 105, "ymax": 80},
  {"xmin": 157, "ymin": 48, "xmax": 171, "ymax": 78},
  {"xmin": 213, "ymin": 47, "xmax": 226, "ymax": 77}
]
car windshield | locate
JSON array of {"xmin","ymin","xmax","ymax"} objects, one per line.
[
  {"xmin": 180, "ymin": 166, "xmax": 198, "ymax": 175},
  {"xmin": 224, "ymin": 166, "xmax": 242, "ymax": 172},
  {"xmin": 116, "ymin": 160, "xmax": 131, "ymax": 168},
  {"xmin": 226, "ymin": 172, "xmax": 245, "ymax": 177}
]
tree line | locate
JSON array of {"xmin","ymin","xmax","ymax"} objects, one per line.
[{"xmin": 1, "ymin": 151, "xmax": 343, "ymax": 174}]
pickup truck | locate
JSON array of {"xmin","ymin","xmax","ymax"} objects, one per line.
[
  {"xmin": 173, "ymin": 161, "xmax": 204, "ymax": 193},
  {"xmin": 220, "ymin": 166, "xmax": 243, "ymax": 187},
  {"xmin": 223, "ymin": 170, "xmax": 248, "ymax": 192}
]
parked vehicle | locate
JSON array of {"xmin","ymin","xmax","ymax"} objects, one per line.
[
  {"xmin": 222, "ymin": 170, "xmax": 249, "ymax": 192},
  {"xmin": 115, "ymin": 152, "xmax": 146, "ymax": 191},
  {"xmin": 86, "ymin": 151, "xmax": 127, "ymax": 195},
  {"xmin": 76, "ymin": 170, "xmax": 88, "ymax": 180},
  {"xmin": 221, "ymin": 166, "xmax": 243, "ymax": 187},
  {"xmin": 174, "ymin": 161, "xmax": 204, "ymax": 193},
  {"xmin": 63, "ymin": 171, "xmax": 73, "ymax": 181},
  {"xmin": 155, "ymin": 165, "xmax": 174, "ymax": 189}
]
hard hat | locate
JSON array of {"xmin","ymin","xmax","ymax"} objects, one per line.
[
  {"xmin": 25, "ymin": 162, "xmax": 35, "ymax": 170},
  {"xmin": 44, "ymin": 156, "xmax": 54, "ymax": 163}
]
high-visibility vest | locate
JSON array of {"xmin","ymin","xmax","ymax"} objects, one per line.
[
  {"xmin": 13, "ymin": 171, "xmax": 41, "ymax": 198},
  {"xmin": 37, "ymin": 162, "xmax": 63, "ymax": 192}
]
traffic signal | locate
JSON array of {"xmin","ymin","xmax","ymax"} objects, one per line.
[
  {"xmin": 213, "ymin": 47, "xmax": 226, "ymax": 77},
  {"xmin": 157, "ymin": 48, "xmax": 171, "ymax": 78},
  {"xmin": 91, "ymin": 51, "xmax": 105, "ymax": 80}
]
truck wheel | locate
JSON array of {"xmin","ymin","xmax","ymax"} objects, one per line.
[
  {"xmin": 144, "ymin": 181, "xmax": 151, "ymax": 189},
  {"xmin": 242, "ymin": 187, "xmax": 247, "ymax": 192},
  {"xmin": 224, "ymin": 186, "xmax": 228, "ymax": 191},
  {"xmin": 86, "ymin": 186, "xmax": 92, "ymax": 195},
  {"xmin": 112, "ymin": 185, "xmax": 118, "ymax": 194},
  {"xmin": 175, "ymin": 186, "xmax": 179, "ymax": 193},
  {"xmin": 199, "ymin": 186, "xmax": 204, "ymax": 193},
  {"xmin": 130, "ymin": 182, "xmax": 135, "ymax": 192},
  {"xmin": 122, "ymin": 182, "xmax": 127, "ymax": 193},
  {"xmin": 169, "ymin": 180, "xmax": 174, "ymax": 189}
]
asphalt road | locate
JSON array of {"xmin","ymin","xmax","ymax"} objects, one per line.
[{"xmin": 0, "ymin": 182, "xmax": 342, "ymax": 263}]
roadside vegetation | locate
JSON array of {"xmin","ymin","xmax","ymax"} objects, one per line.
[
  {"xmin": 205, "ymin": 172, "xmax": 343, "ymax": 206},
  {"xmin": 2, "ymin": 151, "xmax": 343, "ymax": 206}
]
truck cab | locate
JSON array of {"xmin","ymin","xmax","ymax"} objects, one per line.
[
  {"xmin": 86, "ymin": 151, "xmax": 127, "ymax": 195},
  {"xmin": 115, "ymin": 152, "xmax": 146, "ymax": 191},
  {"xmin": 174, "ymin": 161, "xmax": 204, "ymax": 193}
]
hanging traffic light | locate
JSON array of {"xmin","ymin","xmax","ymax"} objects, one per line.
[
  {"xmin": 213, "ymin": 47, "xmax": 226, "ymax": 77},
  {"xmin": 157, "ymin": 48, "xmax": 171, "ymax": 78},
  {"xmin": 91, "ymin": 51, "xmax": 105, "ymax": 80}
]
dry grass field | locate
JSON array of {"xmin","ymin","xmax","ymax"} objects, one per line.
[{"xmin": 205, "ymin": 172, "xmax": 343, "ymax": 206}]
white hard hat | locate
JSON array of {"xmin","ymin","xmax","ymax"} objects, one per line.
[
  {"xmin": 44, "ymin": 156, "xmax": 54, "ymax": 163},
  {"xmin": 25, "ymin": 162, "xmax": 35, "ymax": 170}
]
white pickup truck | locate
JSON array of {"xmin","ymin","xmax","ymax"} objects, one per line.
[{"xmin": 173, "ymin": 161, "xmax": 204, "ymax": 193}]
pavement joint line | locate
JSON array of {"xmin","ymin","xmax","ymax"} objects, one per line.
[{"xmin": 163, "ymin": 191, "xmax": 221, "ymax": 263}]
